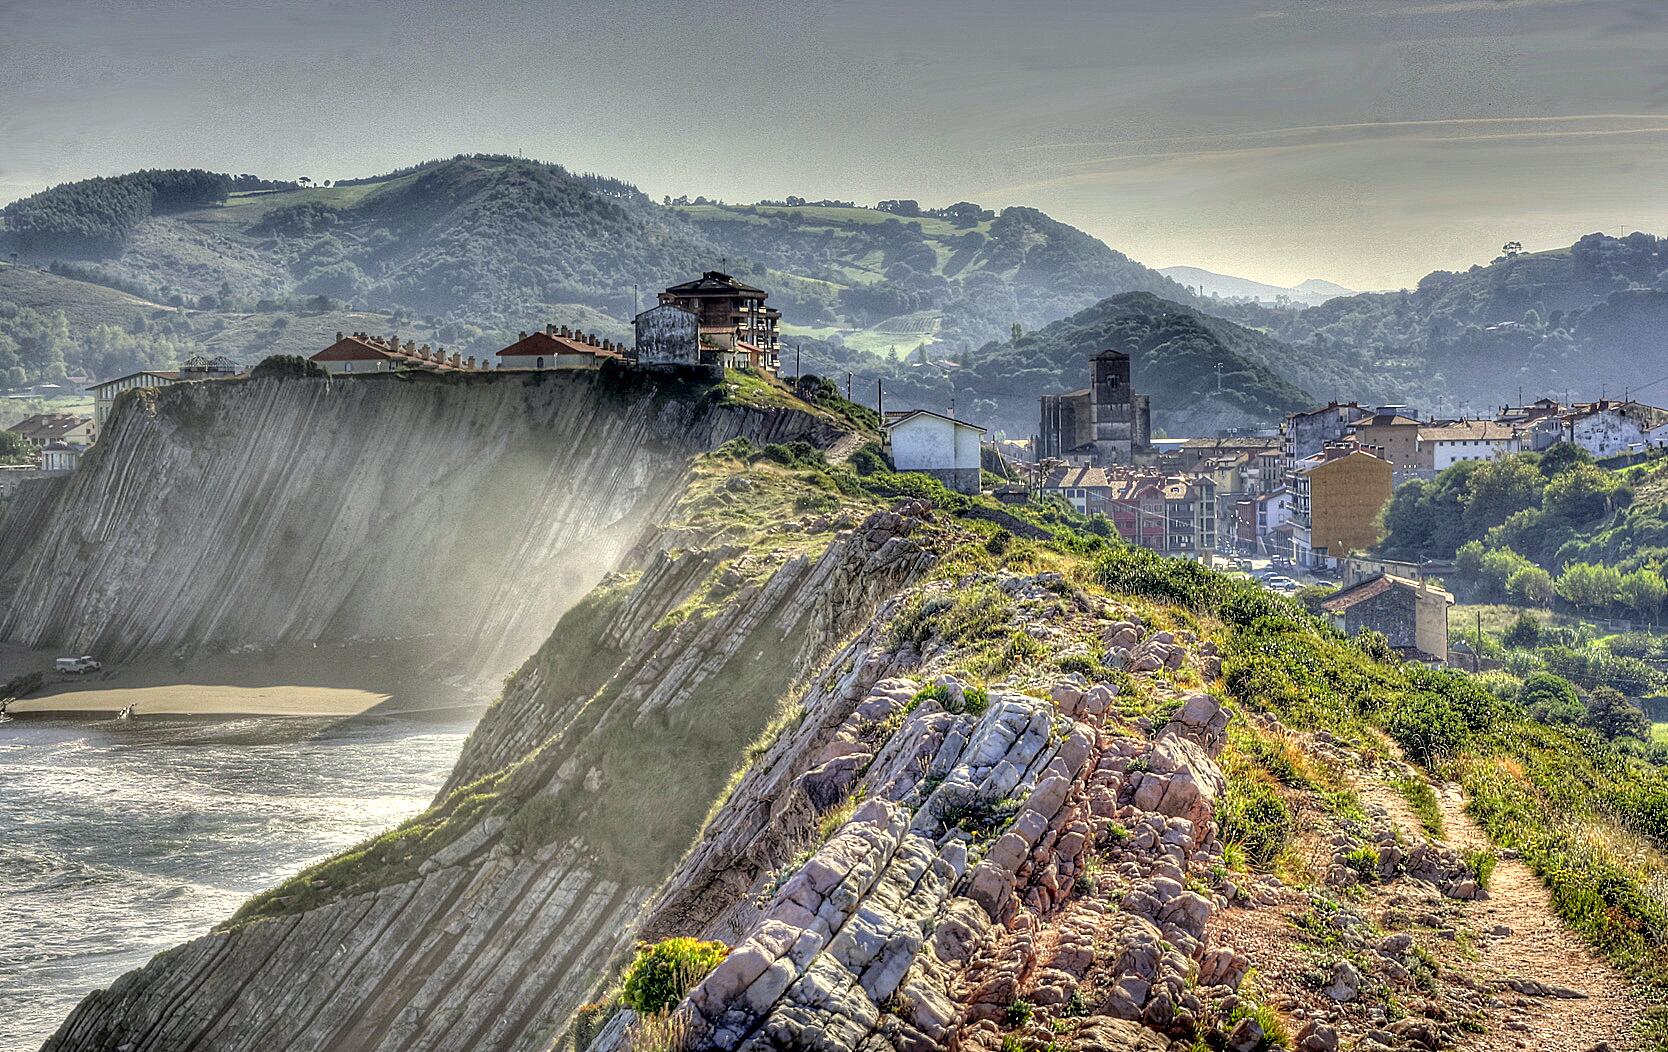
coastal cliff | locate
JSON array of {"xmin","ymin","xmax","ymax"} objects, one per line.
[
  {"xmin": 28, "ymin": 373, "xmax": 1665, "ymax": 1052},
  {"xmin": 0, "ymin": 368, "xmax": 837, "ymax": 670}
]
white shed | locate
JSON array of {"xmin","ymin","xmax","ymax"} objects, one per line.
[{"xmin": 883, "ymin": 409, "xmax": 986, "ymax": 494}]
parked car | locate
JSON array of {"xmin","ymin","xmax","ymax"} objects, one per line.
[{"xmin": 54, "ymin": 655, "xmax": 101, "ymax": 674}]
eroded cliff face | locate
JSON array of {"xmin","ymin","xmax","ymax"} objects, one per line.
[
  {"xmin": 0, "ymin": 369, "xmax": 834, "ymax": 670},
  {"xmin": 42, "ymin": 450, "xmax": 938, "ymax": 1052}
]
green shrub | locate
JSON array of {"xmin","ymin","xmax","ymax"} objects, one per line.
[
  {"xmin": 1217, "ymin": 773, "xmax": 1294, "ymax": 869},
  {"xmin": 712, "ymin": 437, "xmax": 757, "ymax": 461},
  {"xmin": 1385, "ymin": 694, "xmax": 1468, "ymax": 766},
  {"xmin": 985, "ymin": 530, "xmax": 1012, "ymax": 556},
  {"xmin": 888, "ymin": 586, "xmax": 1013, "ymax": 647},
  {"xmin": 251, "ymin": 353, "xmax": 326, "ymax": 380},
  {"xmin": 911, "ymin": 684, "xmax": 951, "ymax": 708},
  {"xmin": 1053, "ymin": 653, "xmax": 1110, "ymax": 679},
  {"xmin": 1005, "ymin": 998, "xmax": 1035, "ymax": 1027},
  {"xmin": 1520, "ymin": 671, "xmax": 1583, "ymax": 725},
  {"xmin": 1463, "ymin": 847, "xmax": 1498, "ymax": 889},
  {"xmin": 931, "ymin": 784, "xmax": 1020, "ymax": 838},
  {"xmin": 620, "ymin": 938, "xmax": 729, "ymax": 1015},
  {"xmin": 0, "ymin": 670, "xmax": 43, "ymax": 702},
  {"xmin": 1392, "ymin": 777, "xmax": 1445, "ymax": 837},
  {"xmin": 1342, "ymin": 844, "xmax": 1381, "ymax": 882}
]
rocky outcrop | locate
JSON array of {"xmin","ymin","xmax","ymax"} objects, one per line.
[
  {"xmin": 0, "ymin": 369, "xmax": 834, "ymax": 669},
  {"xmin": 603, "ymin": 572, "xmax": 1259, "ymax": 1052}
]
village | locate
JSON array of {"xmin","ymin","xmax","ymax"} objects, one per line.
[{"xmin": 5, "ymin": 267, "xmax": 1666, "ymax": 667}]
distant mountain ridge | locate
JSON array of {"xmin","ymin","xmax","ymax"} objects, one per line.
[
  {"xmin": 3, "ymin": 157, "xmax": 1666, "ymax": 437},
  {"xmin": 1159, "ymin": 266, "xmax": 1355, "ymax": 306}
]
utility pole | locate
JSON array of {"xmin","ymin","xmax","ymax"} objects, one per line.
[
  {"xmin": 877, "ymin": 378, "xmax": 884, "ymax": 418},
  {"xmin": 846, "ymin": 372, "xmax": 852, "ymax": 403},
  {"xmin": 1215, "ymin": 362, "xmax": 1223, "ymax": 396},
  {"xmin": 795, "ymin": 343, "xmax": 801, "ymax": 379}
]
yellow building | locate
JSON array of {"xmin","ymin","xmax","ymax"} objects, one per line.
[{"xmin": 1290, "ymin": 446, "xmax": 1394, "ymax": 568}]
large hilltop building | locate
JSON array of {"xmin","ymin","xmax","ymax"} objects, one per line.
[
  {"xmin": 653, "ymin": 271, "xmax": 781, "ymax": 372},
  {"xmin": 1037, "ymin": 349, "xmax": 1151, "ymax": 465}
]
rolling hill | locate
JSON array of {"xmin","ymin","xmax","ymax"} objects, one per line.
[
  {"xmin": 7, "ymin": 157, "xmax": 1667, "ymax": 437},
  {"xmin": 1159, "ymin": 266, "xmax": 1355, "ymax": 306}
]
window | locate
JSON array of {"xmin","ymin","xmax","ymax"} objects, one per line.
[
  {"xmin": 344, "ymin": 362, "xmax": 353, "ymax": 373},
  {"xmin": 536, "ymin": 357, "xmax": 544, "ymax": 369}
]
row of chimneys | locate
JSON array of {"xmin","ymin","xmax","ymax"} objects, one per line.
[
  {"xmin": 524, "ymin": 324, "xmax": 623, "ymax": 355},
  {"xmin": 339, "ymin": 332, "xmax": 481, "ymax": 370}
]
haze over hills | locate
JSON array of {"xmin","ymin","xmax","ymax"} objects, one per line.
[
  {"xmin": 1158, "ymin": 266, "xmax": 1356, "ymax": 307},
  {"xmin": 4, "ymin": 155, "xmax": 1668, "ymax": 433}
]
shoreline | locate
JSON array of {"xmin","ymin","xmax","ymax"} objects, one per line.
[
  {"xmin": 7, "ymin": 681, "xmax": 391, "ymax": 717},
  {"xmin": 0, "ymin": 641, "xmax": 483, "ymax": 718}
]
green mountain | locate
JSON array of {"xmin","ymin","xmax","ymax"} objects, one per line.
[
  {"xmin": 939, "ymin": 291, "xmax": 1395, "ymax": 436},
  {"xmin": 1213, "ymin": 233, "xmax": 1668, "ymax": 415},
  {"xmin": 0, "ymin": 156, "xmax": 1192, "ymax": 378}
]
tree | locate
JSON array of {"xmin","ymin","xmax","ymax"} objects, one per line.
[
  {"xmin": 1011, "ymin": 322, "xmax": 1023, "ymax": 343},
  {"xmin": 1462, "ymin": 457, "xmax": 1543, "ymax": 536},
  {"xmin": 1519, "ymin": 672, "xmax": 1583, "ymax": 724},
  {"xmin": 1556, "ymin": 561, "xmax": 1623, "ymax": 611},
  {"xmin": 1619, "ymin": 568, "xmax": 1667, "ymax": 622},
  {"xmin": 1455, "ymin": 539, "xmax": 1485, "ymax": 579},
  {"xmin": 1506, "ymin": 565, "xmax": 1555, "ymax": 607},
  {"xmin": 1583, "ymin": 685, "xmax": 1650, "ymax": 740}
]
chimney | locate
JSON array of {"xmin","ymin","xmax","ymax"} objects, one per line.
[
  {"xmin": 335, "ymin": 331, "xmax": 344, "ymax": 342},
  {"xmin": 560, "ymin": 326, "xmax": 571, "ymax": 338},
  {"xmin": 519, "ymin": 331, "xmax": 528, "ymax": 341},
  {"xmin": 450, "ymin": 352, "xmax": 461, "ymax": 367},
  {"xmin": 546, "ymin": 324, "xmax": 557, "ymax": 336},
  {"xmin": 466, "ymin": 356, "xmax": 476, "ymax": 369}
]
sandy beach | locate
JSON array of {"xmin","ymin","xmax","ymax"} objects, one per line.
[
  {"xmin": 0, "ymin": 641, "xmax": 461, "ymax": 717},
  {"xmin": 7, "ymin": 681, "xmax": 390, "ymax": 716}
]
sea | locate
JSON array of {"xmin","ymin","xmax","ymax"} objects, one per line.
[{"xmin": 0, "ymin": 709, "xmax": 473, "ymax": 1052}]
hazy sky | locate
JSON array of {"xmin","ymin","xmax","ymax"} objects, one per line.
[{"xmin": 3, "ymin": 0, "xmax": 1667, "ymax": 289}]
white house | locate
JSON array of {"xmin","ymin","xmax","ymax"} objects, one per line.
[
  {"xmin": 1562, "ymin": 400, "xmax": 1668, "ymax": 458},
  {"xmin": 883, "ymin": 409, "xmax": 986, "ymax": 494},
  {"xmin": 39, "ymin": 441, "xmax": 84, "ymax": 472},
  {"xmin": 1416, "ymin": 421, "xmax": 1522, "ymax": 471}
]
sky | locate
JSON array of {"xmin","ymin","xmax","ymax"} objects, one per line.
[{"xmin": 3, "ymin": 0, "xmax": 1668, "ymax": 290}]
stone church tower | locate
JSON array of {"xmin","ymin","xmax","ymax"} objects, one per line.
[{"xmin": 1091, "ymin": 349, "xmax": 1151, "ymax": 463}]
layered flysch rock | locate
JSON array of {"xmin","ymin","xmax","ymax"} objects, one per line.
[
  {"xmin": 606, "ymin": 571, "xmax": 1256, "ymax": 1052},
  {"xmin": 0, "ymin": 369, "xmax": 834, "ymax": 668},
  {"xmin": 42, "ymin": 492, "xmax": 936, "ymax": 1052}
]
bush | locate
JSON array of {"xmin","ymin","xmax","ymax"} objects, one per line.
[
  {"xmin": 1502, "ymin": 611, "xmax": 1544, "ymax": 649},
  {"xmin": 1583, "ymin": 686, "xmax": 1650, "ymax": 741},
  {"xmin": 1385, "ymin": 694, "xmax": 1468, "ymax": 765},
  {"xmin": 930, "ymin": 784, "xmax": 1020, "ymax": 838},
  {"xmin": 0, "ymin": 670, "xmax": 43, "ymax": 702},
  {"xmin": 251, "ymin": 354, "xmax": 327, "ymax": 380},
  {"xmin": 1343, "ymin": 844, "xmax": 1381, "ymax": 882},
  {"xmin": 1463, "ymin": 847, "xmax": 1498, "ymax": 890},
  {"xmin": 1217, "ymin": 773, "xmax": 1294, "ymax": 869},
  {"xmin": 1519, "ymin": 672, "xmax": 1583, "ymax": 725},
  {"xmin": 619, "ymin": 938, "xmax": 729, "ymax": 1015}
]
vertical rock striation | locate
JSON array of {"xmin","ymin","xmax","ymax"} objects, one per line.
[{"xmin": 0, "ymin": 369, "xmax": 834, "ymax": 669}]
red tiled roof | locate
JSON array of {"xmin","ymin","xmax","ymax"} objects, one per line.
[
  {"xmin": 312, "ymin": 335, "xmax": 395, "ymax": 362},
  {"xmin": 497, "ymin": 330, "xmax": 624, "ymax": 359}
]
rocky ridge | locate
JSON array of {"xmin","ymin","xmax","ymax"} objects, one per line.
[{"xmin": 590, "ymin": 568, "xmax": 1643, "ymax": 1052}]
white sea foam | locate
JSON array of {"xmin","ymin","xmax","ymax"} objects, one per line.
[{"xmin": 0, "ymin": 711, "xmax": 468, "ymax": 1052}]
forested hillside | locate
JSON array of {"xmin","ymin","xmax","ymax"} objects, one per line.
[
  {"xmin": 1213, "ymin": 234, "xmax": 1668, "ymax": 415},
  {"xmin": 0, "ymin": 156, "xmax": 1196, "ymax": 416},
  {"xmin": 7, "ymin": 156, "xmax": 1667, "ymax": 435},
  {"xmin": 1377, "ymin": 444, "xmax": 1668, "ymax": 620}
]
